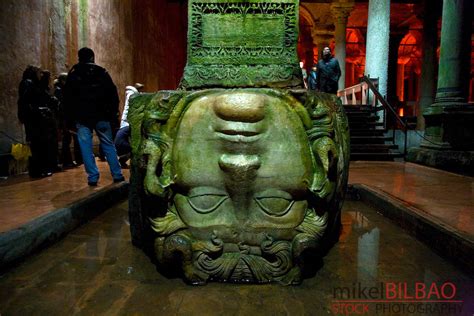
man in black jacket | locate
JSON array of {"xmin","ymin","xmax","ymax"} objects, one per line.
[
  {"xmin": 317, "ymin": 47, "xmax": 341, "ymax": 94},
  {"xmin": 64, "ymin": 47, "xmax": 124, "ymax": 186}
]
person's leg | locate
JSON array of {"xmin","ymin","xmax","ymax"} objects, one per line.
[
  {"xmin": 76, "ymin": 123, "xmax": 100, "ymax": 184},
  {"xmin": 61, "ymin": 128, "xmax": 74, "ymax": 166},
  {"xmin": 38, "ymin": 118, "xmax": 52, "ymax": 175},
  {"xmin": 114, "ymin": 126, "xmax": 131, "ymax": 168},
  {"xmin": 98, "ymin": 144, "xmax": 106, "ymax": 161},
  {"xmin": 28, "ymin": 134, "xmax": 42, "ymax": 177},
  {"xmin": 94, "ymin": 121, "xmax": 124, "ymax": 181},
  {"xmin": 48, "ymin": 119, "xmax": 60, "ymax": 171},
  {"xmin": 72, "ymin": 133, "xmax": 83, "ymax": 165}
]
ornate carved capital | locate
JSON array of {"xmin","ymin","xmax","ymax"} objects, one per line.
[{"xmin": 330, "ymin": 2, "xmax": 355, "ymax": 25}]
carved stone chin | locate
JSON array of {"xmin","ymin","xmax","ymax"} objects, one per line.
[{"xmin": 129, "ymin": 89, "xmax": 349, "ymax": 284}]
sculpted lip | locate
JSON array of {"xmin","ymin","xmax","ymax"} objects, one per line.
[
  {"xmin": 215, "ymin": 121, "xmax": 264, "ymax": 143},
  {"xmin": 215, "ymin": 133, "xmax": 262, "ymax": 143}
]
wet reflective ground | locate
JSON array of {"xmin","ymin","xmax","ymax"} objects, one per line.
[{"xmin": 1, "ymin": 200, "xmax": 473, "ymax": 315}]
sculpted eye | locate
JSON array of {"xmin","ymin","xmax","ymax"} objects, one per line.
[
  {"xmin": 187, "ymin": 187, "xmax": 229, "ymax": 214},
  {"xmin": 254, "ymin": 189, "xmax": 295, "ymax": 217}
]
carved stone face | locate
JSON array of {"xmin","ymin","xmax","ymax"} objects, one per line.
[
  {"xmin": 172, "ymin": 92, "xmax": 313, "ymax": 233},
  {"xmin": 130, "ymin": 89, "xmax": 349, "ymax": 285}
]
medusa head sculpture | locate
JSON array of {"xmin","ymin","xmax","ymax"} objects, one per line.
[{"xmin": 128, "ymin": 89, "xmax": 349, "ymax": 284}]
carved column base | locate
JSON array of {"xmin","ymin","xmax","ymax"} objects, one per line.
[{"xmin": 421, "ymin": 103, "xmax": 474, "ymax": 150}]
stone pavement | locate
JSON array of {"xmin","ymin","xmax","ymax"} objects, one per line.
[
  {"xmin": 348, "ymin": 161, "xmax": 473, "ymax": 272},
  {"xmin": 349, "ymin": 161, "xmax": 473, "ymax": 239},
  {"xmin": 0, "ymin": 161, "xmax": 129, "ymax": 270}
]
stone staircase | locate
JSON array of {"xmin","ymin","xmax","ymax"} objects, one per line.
[{"xmin": 344, "ymin": 105, "xmax": 404, "ymax": 161}]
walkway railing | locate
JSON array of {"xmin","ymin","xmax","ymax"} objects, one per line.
[
  {"xmin": 337, "ymin": 78, "xmax": 378, "ymax": 107},
  {"xmin": 338, "ymin": 76, "xmax": 408, "ymax": 156}
]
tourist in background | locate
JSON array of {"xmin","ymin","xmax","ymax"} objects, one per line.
[
  {"xmin": 39, "ymin": 69, "xmax": 60, "ymax": 173},
  {"xmin": 64, "ymin": 47, "xmax": 124, "ymax": 186},
  {"xmin": 17, "ymin": 65, "xmax": 52, "ymax": 177},
  {"xmin": 114, "ymin": 83, "xmax": 144, "ymax": 169},
  {"xmin": 308, "ymin": 65, "xmax": 318, "ymax": 91},
  {"xmin": 317, "ymin": 47, "xmax": 341, "ymax": 94},
  {"xmin": 54, "ymin": 73, "xmax": 82, "ymax": 168}
]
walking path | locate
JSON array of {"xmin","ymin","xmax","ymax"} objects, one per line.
[
  {"xmin": 0, "ymin": 161, "xmax": 129, "ymax": 233},
  {"xmin": 349, "ymin": 161, "xmax": 473, "ymax": 239}
]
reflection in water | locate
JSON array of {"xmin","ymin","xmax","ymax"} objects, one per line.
[
  {"xmin": 0, "ymin": 200, "xmax": 472, "ymax": 315},
  {"xmin": 357, "ymin": 228, "xmax": 380, "ymax": 283},
  {"xmin": 348, "ymin": 210, "xmax": 380, "ymax": 285}
]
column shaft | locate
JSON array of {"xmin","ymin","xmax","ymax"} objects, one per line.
[
  {"xmin": 421, "ymin": 0, "xmax": 474, "ymax": 149},
  {"xmin": 387, "ymin": 30, "xmax": 407, "ymax": 104},
  {"xmin": 331, "ymin": 2, "xmax": 354, "ymax": 91},
  {"xmin": 434, "ymin": 0, "xmax": 472, "ymax": 103},
  {"xmin": 416, "ymin": 0, "xmax": 440, "ymax": 130},
  {"xmin": 364, "ymin": 0, "xmax": 390, "ymax": 99}
]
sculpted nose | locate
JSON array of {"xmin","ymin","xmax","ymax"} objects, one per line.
[{"xmin": 213, "ymin": 93, "xmax": 265, "ymax": 123}]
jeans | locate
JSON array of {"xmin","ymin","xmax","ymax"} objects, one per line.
[
  {"xmin": 77, "ymin": 121, "xmax": 123, "ymax": 183},
  {"xmin": 114, "ymin": 126, "xmax": 131, "ymax": 157}
]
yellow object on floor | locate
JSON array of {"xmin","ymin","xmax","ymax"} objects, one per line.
[{"xmin": 11, "ymin": 143, "xmax": 31, "ymax": 161}]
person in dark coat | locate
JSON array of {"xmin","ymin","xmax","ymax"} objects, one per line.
[
  {"xmin": 317, "ymin": 47, "xmax": 341, "ymax": 94},
  {"xmin": 17, "ymin": 65, "xmax": 53, "ymax": 177},
  {"xmin": 54, "ymin": 73, "xmax": 82, "ymax": 168},
  {"xmin": 63, "ymin": 47, "xmax": 124, "ymax": 186},
  {"xmin": 39, "ymin": 69, "xmax": 60, "ymax": 172}
]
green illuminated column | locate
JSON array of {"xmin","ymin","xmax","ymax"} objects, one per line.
[{"xmin": 422, "ymin": 0, "xmax": 473, "ymax": 149}]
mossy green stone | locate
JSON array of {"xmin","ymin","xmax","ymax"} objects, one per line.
[{"xmin": 180, "ymin": 0, "xmax": 303, "ymax": 89}]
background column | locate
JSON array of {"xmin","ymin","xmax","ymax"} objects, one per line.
[
  {"xmin": 415, "ymin": 0, "xmax": 441, "ymax": 130},
  {"xmin": 331, "ymin": 1, "xmax": 355, "ymax": 91},
  {"xmin": 407, "ymin": 0, "xmax": 473, "ymax": 174},
  {"xmin": 422, "ymin": 0, "xmax": 473, "ymax": 149},
  {"xmin": 364, "ymin": 0, "xmax": 390, "ymax": 99}
]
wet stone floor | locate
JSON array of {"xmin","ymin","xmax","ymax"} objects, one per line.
[{"xmin": 0, "ymin": 200, "xmax": 473, "ymax": 316}]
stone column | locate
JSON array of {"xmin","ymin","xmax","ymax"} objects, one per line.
[
  {"xmin": 415, "ymin": 0, "xmax": 440, "ymax": 130},
  {"xmin": 331, "ymin": 1, "xmax": 355, "ymax": 90},
  {"xmin": 407, "ymin": 0, "xmax": 474, "ymax": 173},
  {"xmin": 387, "ymin": 29, "xmax": 408, "ymax": 104},
  {"xmin": 364, "ymin": 0, "xmax": 390, "ymax": 99},
  {"xmin": 421, "ymin": 0, "xmax": 473, "ymax": 149}
]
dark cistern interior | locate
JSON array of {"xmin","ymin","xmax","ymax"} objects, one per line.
[{"xmin": 0, "ymin": 0, "xmax": 473, "ymax": 315}]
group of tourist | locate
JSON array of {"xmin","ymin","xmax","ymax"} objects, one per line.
[
  {"xmin": 18, "ymin": 65, "xmax": 70, "ymax": 177},
  {"xmin": 18, "ymin": 47, "xmax": 140, "ymax": 186}
]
